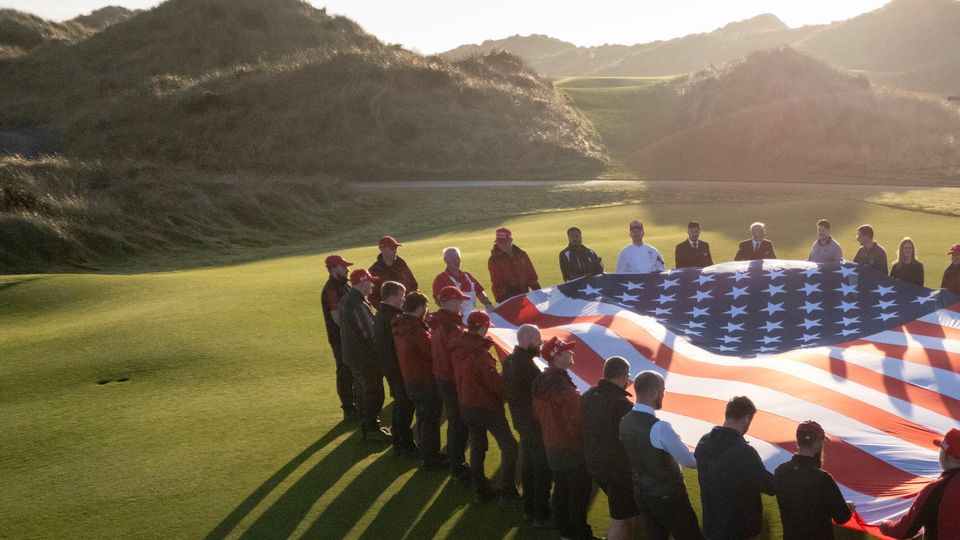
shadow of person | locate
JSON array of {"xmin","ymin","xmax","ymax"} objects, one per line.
[{"xmin": 205, "ymin": 423, "xmax": 353, "ymax": 540}]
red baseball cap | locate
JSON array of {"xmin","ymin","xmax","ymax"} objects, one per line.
[
  {"xmin": 934, "ymin": 428, "xmax": 960, "ymax": 459},
  {"xmin": 495, "ymin": 227, "xmax": 512, "ymax": 244},
  {"xmin": 541, "ymin": 336, "xmax": 575, "ymax": 363},
  {"xmin": 467, "ymin": 310, "xmax": 493, "ymax": 330},
  {"xmin": 629, "ymin": 220, "xmax": 643, "ymax": 230},
  {"xmin": 349, "ymin": 268, "xmax": 374, "ymax": 285},
  {"xmin": 948, "ymin": 244, "xmax": 960, "ymax": 255},
  {"xmin": 437, "ymin": 285, "xmax": 470, "ymax": 302},
  {"xmin": 325, "ymin": 255, "xmax": 353, "ymax": 268},
  {"xmin": 796, "ymin": 420, "xmax": 825, "ymax": 445},
  {"xmin": 379, "ymin": 236, "xmax": 402, "ymax": 249}
]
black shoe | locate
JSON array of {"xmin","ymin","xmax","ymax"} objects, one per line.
[
  {"xmin": 531, "ymin": 517, "xmax": 555, "ymax": 529},
  {"xmin": 498, "ymin": 488, "xmax": 521, "ymax": 508},
  {"xmin": 342, "ymin": 407, "xmax": 359, "ymax": 422},
  {"xmin": 450, "ymin": 466, "xmax": 472, "ymax": 486},
  {"xmin": 362, "ymin": 427, "xmax": 392, "ymax": 443},
  {"xmin": 473, "ymin": 487, "xmax": 498, "ymax": 504}
]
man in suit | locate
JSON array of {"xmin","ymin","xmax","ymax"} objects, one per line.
[
  {"xmin": 675, "ymin": 221, "xmax": 714, "ymax": 269},
  {"xmin": 734, "ymin": 222, "xmax": 777, "ymax": 261}
]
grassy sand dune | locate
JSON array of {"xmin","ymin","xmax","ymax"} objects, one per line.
[{"xmin": 6, "ymin": 191, "xmax": 960, "ymax": 538}]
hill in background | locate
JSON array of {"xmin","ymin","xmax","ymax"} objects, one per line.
[
  {"xmin": 444, "ymin": 0, "xmax": 960, "ymax": 94},
  {"xmin": 0, "ymin": 0, "xmax": 606, "ymax": 273},
  {"xmin": 625, "ymin": 48, "xmax": 960, "ymax": 183}
]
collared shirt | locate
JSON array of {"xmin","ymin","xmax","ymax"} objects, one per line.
[
  {"xmin": 808, "ymin": 236, "xmax": 843, "ymax": 264},
  {"xmin": 631, "ymin": 403, "xmax": 696, "ymax": 467},
  {"xmin": 616, "ymin": 243, "xmax": 665, "ymax": 274}
]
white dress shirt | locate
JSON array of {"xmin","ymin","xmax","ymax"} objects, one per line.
[{"xmin": 632, "ymin": 403, "xmax": 697, "ymax": 468}]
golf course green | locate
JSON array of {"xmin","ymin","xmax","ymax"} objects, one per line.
[{"xmin": 4, "ymin": 192, "xmax": 958, "ymax": 539}]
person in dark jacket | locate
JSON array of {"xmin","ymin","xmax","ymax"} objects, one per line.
[
  {"xmin": 429, "ymin": 285, "xmax": 472, "ymax": 484},
  {"xmin": 372, "ymin": 281, "xmax": 416, "ymax": 457},
  {"xmin": 941, "ymin": 244, "xmax": 960, "ymax": 294},
  {"xmin": 580, "ymin": 356, "xmax": 639, "ymax": 540},
  {"xmin": 340, "ymin": 269, "xmax": 390, "ymax": 442},
  {"xmin": 774, "ymin": 420, "xmax": 854, "ymax": 540},
  {"xmin": 675, "ymin": 221, "xmax": 714, "ymax": 269},
  {"xmin": 694, "ymin": 395, "xmax": 775, "ymax": 540},
  {"xmin": 621, "ymin": 371, "xmax": 702, "ymax": 540},
  {"xmin": 503, "ymin": 324, "xmax": 552, "ymax": 525},
  {"xmin": 368, "ymin": 236, "xmax": 419, "ymax": 309},
  {"xmin": 488, "ymin": 228, "xmax": 540, "ymax": 303},
  {"xmin": 559, "ymin": 227, "xmax": 604, "ymax": 282},
  {"xmin": 734, "ymin": 222, "xmax": 777, "ymax": 261},
  {"xmin": 533, "ymin": 337, "xmax": 594, "ymax": 540},
  {"xmin": 890, "ymin": 237, "xmax": 924, "ymax": 287},
  {"xmin": 453, "ymin": 311, "xmax": 520, "ymax": 505},
  {"xmin": 392, "ymin": 291, "xmax": 445, "ymax": 470},
  {"xmin": 853, "ymin": 224, "xmax": 888, "ymax": 275},
  {"xmin": 321, "ymin": 255, "xmax": 359, "ymax": 420},
  {"xmin": 880, "ymin": 428, "xmax": 960, "ymax": 539}
]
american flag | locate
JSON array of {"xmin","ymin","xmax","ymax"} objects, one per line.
[{"xmin": 486, "ymin": 260, "xmax": 960, "ymax": 536}]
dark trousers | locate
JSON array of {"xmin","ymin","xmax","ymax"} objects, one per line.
[
  {"xmin": 636, "ymin": 491, "xmax": 704, "ymax": 540},
  {"xmin": 385, "ymin": 371, "xmax": 415, "ymax": 448},
  {"xmin": 329, "ymin": 340, "xmax": 357, "ymax": 411},
  {"xmin": 463, "ymin": 407, "xmax": 519, "ymax": 492},
  {"xmin": 352, "ymin": 367, "xmax": 385, "ymax": 433},
  {"xmin": 437, "ymin": 379, "xmax": 469, "ymax": 471},
  {"xmin": 511, "ymin": 408, "xmax": 552, "ymax": 518},
  {"xmin": 406, "ymin": 381, "xmax": 443, "ymax": 464},
  {"xmin": 552, "ymin": 462, "xmax": 594, "ymax": 540}
]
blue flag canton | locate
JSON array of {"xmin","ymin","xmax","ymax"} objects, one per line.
[{"xmin": 557, "ymin": 260, "xmax": 946, "ymax": 356}]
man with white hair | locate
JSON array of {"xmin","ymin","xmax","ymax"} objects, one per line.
[
  {"xmin": 432, "ymin": 247, "xmax": 494, "ymax": 320},
  {"xmin": 734, "ymin": 222, "xmax": 777, "ymax": 261}
]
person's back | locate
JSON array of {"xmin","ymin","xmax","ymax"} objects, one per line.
[
  {"xmin": 774, "ymin": 421, "xmax": 852, "ymax": 540},
  {"xmin": 695, "ymin": 396, "xmax": 774, "ymax": 540}
]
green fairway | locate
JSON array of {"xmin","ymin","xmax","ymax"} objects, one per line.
[{"xmin": 4, "ymin": 192, "xmax": 959, "ymax": 539}]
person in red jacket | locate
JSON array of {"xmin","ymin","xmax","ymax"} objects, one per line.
[
  {"xmin": 453, "ymin": 311, "xmax": 520, "ymax": 505},
  {"xmin": 392, "ymin": 291, "xmax": 445, "ymax": 471},
  {"xmin": 880, "ymin": 428, "xmax": 960, "ymax": 539},
  {"xmin": 368, "ymin": 236, "xmax": 419, "ymax": 309},
  {"xmin": 533, "ymin": 337, "xmax": 595, "ymax": 540},
  {"xmin": 488, "ymin": 228, "xmax": 541, "ymax": 303},
  {"xmin": 428, "ymin": 285, "xmax": 471, "ymax": 484}
]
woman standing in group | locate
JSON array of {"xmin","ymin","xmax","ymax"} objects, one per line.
[{"xmin": 890, "ymin": 237, "xmax": 924, "ymax": 287}]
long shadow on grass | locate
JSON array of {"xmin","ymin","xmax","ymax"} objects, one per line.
[{"xmin": 205, "ymin": 422, "xmax": 374, "ymax": 540}]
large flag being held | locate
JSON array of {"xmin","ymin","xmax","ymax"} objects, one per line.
[{"xmin": 487, "ymin": 260, "xmax": 960, "ymax": 535}]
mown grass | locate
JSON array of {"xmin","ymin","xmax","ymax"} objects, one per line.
[{"xmin": 6, "ymin": 187, "xmax": 960, "ymax": 539}]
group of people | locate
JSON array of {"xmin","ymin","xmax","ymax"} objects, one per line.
[{"xmin": 319, "ymin": 224, "xmax": 960, "ymax": 539}]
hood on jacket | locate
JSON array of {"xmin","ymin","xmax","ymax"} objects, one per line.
[
  {"xmin": 698, "ymin": 426, "xmax": 746, "ymax": 459},
  {"xmin": 427, "ymin": 307, "xmax": 462, "ymax": 331},
  {"xmin": 392, "ymin": 313, "xmax": 428, "ymax": 336},
  {"xmin": 454, "ymin": 331, "xmax": 494, "ymax": 355},
  {"xmin": 532, "ymin": 366, "xmax": 574, "ymax": 398},
  {"xmin": 490, "ymin": 244, "xmax": 524, "ymax": 260}
]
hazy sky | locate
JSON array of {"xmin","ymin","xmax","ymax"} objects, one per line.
[{"xmin": 5, "ymin": 0, "xmax": 893, "ymax": 53}]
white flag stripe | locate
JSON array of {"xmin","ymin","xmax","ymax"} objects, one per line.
[
  {"xmin": 559, "ymin": 322, "xmax": 942, "ymax": 479},
  {"xmin": 919, "ymin": 307, "xmax": 960, "ymax": 328},
  {"xmin": 824, "ymin": 345, "xmax": 960, "ymax": 401},
  {"xmin": 863, "ymin": 329, "xmax": 960, "ymax": 355}
]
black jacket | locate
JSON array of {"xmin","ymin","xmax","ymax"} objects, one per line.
[
  {"xmin": 734, "ymin": 239, "xmax": 777, "ymax": 261},
  {"xmin": 321, "ymin": 275, "xmax": 349, "ymax": 345},
  {"xmin": 580, "ymin": 379, "xmax": 632, "ymax": 474},
  {"xmin": 675, "ymin": 239, "xmax": 714, "ymax": 269},
  {"xmin": 775, "ymin": 454, "xmax": 851, "ymax": 540},
  {"xmin": 891, "ymin": 259, "xmax": 924, "ymax": 287},
  {"xmin": 502, "ymin": 345, "xmax": 541, "ymax": 420},
  {"xmin": 373, "ymin": 302, "xmax": 403, "ymax": 377},
  {"xmin": 694, "ymin": 426, "xmax": 775, "ymax": 540},
  {"xmin": 559, "ymin": 244, "xmax": 604, "ymax": 282},
  {"xmin": 339, "ymin": 287, "xmax": 378, "ymax": 373}
]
